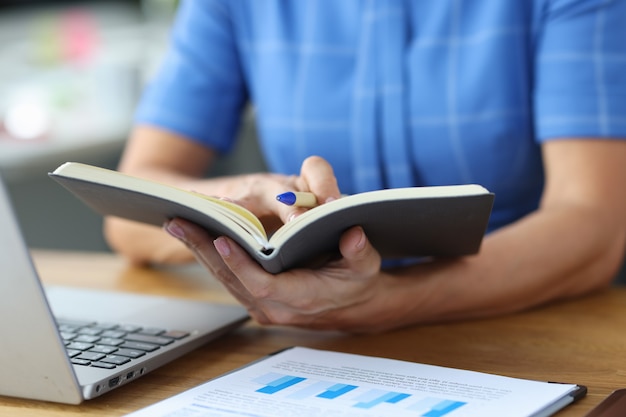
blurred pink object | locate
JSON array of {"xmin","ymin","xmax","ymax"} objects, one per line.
[{"xmin": 60, "ymin": 9, "xmax": 99, "ymax": 66}]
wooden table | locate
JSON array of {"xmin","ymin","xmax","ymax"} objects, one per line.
[{"xmin": 3, "ymin": 250, "xmax": 626, "ymax": 416}]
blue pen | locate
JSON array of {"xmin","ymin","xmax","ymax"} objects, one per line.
[{"xmin": 276, "ymin": 191, "xmax": 318, "ymax": 208}]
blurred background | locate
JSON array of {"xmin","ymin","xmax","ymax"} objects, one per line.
[{"xmin": 0, "ymin": 0, "xmax": 264, "ymax": 252}]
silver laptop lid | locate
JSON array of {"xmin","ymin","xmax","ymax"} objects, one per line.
[{"xmin": 0, "ymin": 177, "xmax": 83, "ymax": 403}]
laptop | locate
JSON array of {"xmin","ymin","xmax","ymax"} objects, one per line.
[{"xmin": 0, "ymin": 176, "xmax": 249, "ymax": 404}]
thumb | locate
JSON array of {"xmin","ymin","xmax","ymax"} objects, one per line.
[{"xmin": 338, "ymin": 226, "xmax": 381, "ymax": 271}]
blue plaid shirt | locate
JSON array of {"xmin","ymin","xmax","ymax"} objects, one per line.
[{"xmin": 136, "ymin": 0, "xmax": 626, "ymax": 232}]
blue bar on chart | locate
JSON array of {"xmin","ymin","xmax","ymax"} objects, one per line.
[
  {"xmin": 353, "ymin": 389, "xmax": 411, "ymax": 409},
  {"xmin": 408, "ymin": 397, "xmax": 467, "ymax": 417},
  {"xmin": 316, "ymin": 383, "xmax": 358, "ymax": 399},
  {"xmin": 254, "ymin": 373, "xmax": 307, "ymax": 395}
]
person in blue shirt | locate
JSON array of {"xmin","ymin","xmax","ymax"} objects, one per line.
[{"xmin": 105, "ymin": 0, "xmax": 626, "ymax": 332}]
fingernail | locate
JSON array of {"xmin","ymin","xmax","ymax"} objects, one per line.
[
  {"xmin": 214, "ymin": 237, "xmax": 231, "ymax": 257},
  {"xmin": 164, "ymin": 221, "xmax": 185, "ymax": 240}
]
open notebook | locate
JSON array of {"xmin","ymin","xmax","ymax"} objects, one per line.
[{"xmin": 0, "ymin": 175, "xmax": 249, "ymax": 404}]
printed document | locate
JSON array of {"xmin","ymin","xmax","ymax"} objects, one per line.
[{"xmin": 126, "ymin": 346, "xmax": 583, "ymax": 417}]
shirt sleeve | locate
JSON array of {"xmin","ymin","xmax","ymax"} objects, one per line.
[
  {"xmin": 534, "ymin": 0, "xmax": 626, "ymax": 141},
  {"xmin": 134, "ymin": 0, "xmax": 248, "ymax": 153}
]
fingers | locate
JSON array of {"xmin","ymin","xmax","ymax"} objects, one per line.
[
  {"xmin": 199, "ymin": 158, "xmax": 340, "ymax": 228},
  {"xmin": 165, "ymin": 219, "xmax": 385, "ymax": 332},
  {"xmin": 163, "ymin": 218, "xmax": 271, "ymax": 323},
  {"xmin": 212, "ymin": 234, "xmax": 303, "ymax": 323},
  {"xmin": 299, "ymin": 156, "xmax": 341, "ymax": 202},
  {"xmin": 215, "ymin": 225, "xmax": 382, "ymax": 329},
  {"xmin": 277, "ymin": 156, "xmax": 341, "ymax": 223}
]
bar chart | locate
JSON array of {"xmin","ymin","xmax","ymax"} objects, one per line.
[{"xmin": 252, "ymin": 372, "xmax": 467, "ymax": 416}]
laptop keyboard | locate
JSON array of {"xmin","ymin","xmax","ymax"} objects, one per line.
[{"xmin": 56, "ymin": 318, "xmax": 190, "ymax": 369}]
